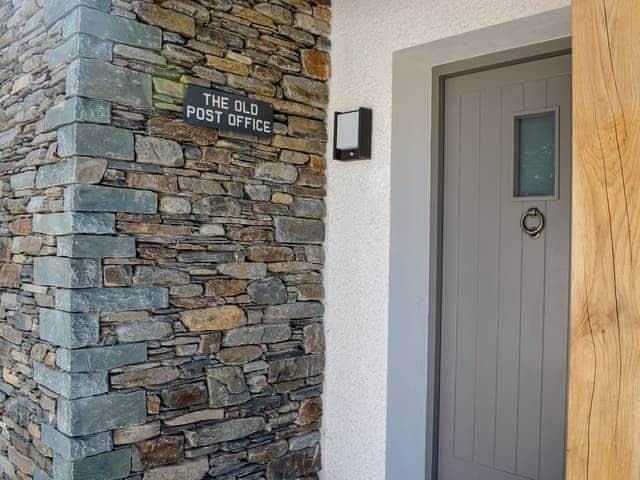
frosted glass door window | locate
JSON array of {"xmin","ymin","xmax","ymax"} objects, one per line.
[{"xmin": 515, "ymin": 111, "xmax": 557, "ymax": 198}]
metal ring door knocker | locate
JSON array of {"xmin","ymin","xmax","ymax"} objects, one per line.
[{"xmin": 521, "ymin": 207, "xmax": 545, "ymax": 239}]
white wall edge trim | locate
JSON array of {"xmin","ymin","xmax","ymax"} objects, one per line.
[{"xmin": 387, "ymin": 7, "xmax": 572, "ymax": 479}]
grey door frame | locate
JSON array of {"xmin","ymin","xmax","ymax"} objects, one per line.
[
  {"xmin": 385, "ymin": 8, "xmax": 572, "ymax": 479},
  {"xmin": 431, "ymin": 47, "xmax": 571, "ymax": 479}
]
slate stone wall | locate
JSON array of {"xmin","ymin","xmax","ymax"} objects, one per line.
[{"xmin": 0, "ymin": 1, "xmax": 329, "ymax": 479}]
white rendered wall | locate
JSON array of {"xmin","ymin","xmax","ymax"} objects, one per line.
[{"xmin": 323, "ymin": 1, "xmax": 571, "ymax": 479}]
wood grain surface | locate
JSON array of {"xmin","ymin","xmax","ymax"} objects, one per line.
[{"xmin": 567, "ymin": 0, "xmax": 640, "ymax": 478}]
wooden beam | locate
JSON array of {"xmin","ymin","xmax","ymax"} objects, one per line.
[{"xmin": 567, "ymin": 0, "xmax": 640, "ymax": 478}]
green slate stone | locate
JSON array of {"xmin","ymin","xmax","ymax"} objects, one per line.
[
  {"xmin": 48, "ymin": 34, "xmax": 112, "ymax": 70},
  {"xmin": 63, "ymin": 6, "xmax": 161, "ymax": 50},
  {"xmin": 41, "ymin": 424, "xmax": 112, "ymax": 461},
  {"xmin": 57, "ymin": 235, "xmax": 135, "ymax": 259},
  {"xmin": 55, "ymin": 287, "xmax": 169, "ymax": 313},
  {"xmin": 45, "ymin": 97, "xmax": 111, "ymax": 131},
  {"xmin": 10, "ymin": 171, "xmax": 35, "ymax": 190},
  {"xmin": 53, "ymin": 449, "xmax": 132, "ymax": 480},
  {"xmin": 56, "ymin": 344, "xmax": 147, "ymax": 373},
  {"xmin": 36, "ymin": 158, "xmax": 107, "ymax": 188},
  {"xmin": 57, "ymin": 391, "xmax": 146, "ymax": 436},
  {"xmin": 39, "ymin": 309, "xmax": 99, "ymax": 349},
  {"xmin": 33, "ymin": 363, "xmax": 107, "ymax": 399},
  {"xmin": 33, "ymin": 212, "xmax": 115, "ymax": 235},
  {"xmin": 57, "ymin": 123, "xmax": 134, "ymax": 161},
  {"xmin": 274, "ymin": 217, "xmax": 325, "ymax": 244},
  {"xmin": 32, "ymin": 466, "xmax": 53, "ymax": 480},
  {"xmin": 66, "ymin": 58, "xmax": 152, "ymax": 110},
  {"xmin": 63, "ymin": 185, "xmax": 157, "ymax": 214},
  {"xmin": 33, "ymin": 257, "xmax": 102, "ymax": 288},
  {"xmin": 44, "ymin": 0, "xmax": 111, "ymax": 26}
]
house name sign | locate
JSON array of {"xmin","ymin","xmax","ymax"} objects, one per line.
[{"xmin": 183, "ymin": 86, "xmax": 273, "ymax": 137}]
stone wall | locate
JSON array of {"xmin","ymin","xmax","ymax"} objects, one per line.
[{"xmin": 0, "ymin": 1, "xmax": 329, "ymax": 479}]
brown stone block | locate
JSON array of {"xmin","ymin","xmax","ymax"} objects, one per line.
[
  {"xmin": 147, "ymin": 395, "xmax": 161, "ymax": 415},
  {"xmin": 199, "ymin": 332, "xmax": 222, "ymax": 354},
  {"xmin": 303, "ymin": 323, "xmax": 325, "ymax": 354},
  {"xmin": 268, "ymin": 262, "xmax": 316, "ymax": 273},
  {"xmin": 0, "ymin": 264, "xmax": 21, "ymax": 288},
  {"xmin": 114, "ymin": 421, "xmax": 161, "ymax": 445},
  {"xmin": 170, "ymin": 297, "xmax": 210, "ymax": 309},
  {"xmin": 297, "ymin": 284, "xmax": 325, "ymax": 302},
  {"xmin": 227, "ymin": 227, "xmax": 274, "ymax": 242},
  {"xmin": 267, "ymin": 54, "xmax": 301, "ymax": 73},
  {"xmin": 313, "ymin": 6, "xmax": 331, "ymax": 22},
  {"xmin": 269, "ymin": 354, "xmax": 324, "ymax": 383},
  {"xmin": 248, "ymin": 440, "xmax": 289, "ymax": 464},
  {"xmin": 205, "ymin": 279, "xmax": 248, "ymax": 297},
  {"xmin": 104, "ymin": 265, "xmax": 132, "ymax": 287},
  {"xmin": 272, "ymin": 135, "xmax": 325, "ymax": 155},
  {"xmin": 163, "ymin": 409, "xmax": 224, "ymax": 427},
  {"xmin": 282, "ymin": 75, "xmax": 329, "ymax": 108},
  {"xmin": 256, "ymin": 95, "xmax": 325, "ymax": 120},
  {"xmin": 127, "ymin": 172, "xmax": 178, "ymax": 193},
  {"xmin": 169, "ymin": 2, "xmax": 210, "ymax": 23},
  {"xmin": 11, "ymin": 236, "xmax": 42, "ymax": 255},
  {"xmin": 297, "ymin": 167, "xmax": 326, "ymax": 187},
  {"xmin": 202, "ymin": 147, "xmax": 233, "ymax": 165},
  {"xmin": 178, "ymin": 177, "xmax": 224, "ymax": 195},
  {"xmin": 112, "ymin": 366, "xmax": 180, "ymax": 388},
  {"xmin": 294, "ymin": 12, "xmax": 330, "ymax": 36},
  {"xmin": 218, "ymin": 262, "xmax": 267, "ymax": 279},
  {"xmin": 289, "ymin": 115, "xmax": 327, "ymax": 140},
  {"xmin": 217, "ymin": 346, "xmax": 263, "ymax": 365},
  {"xmin": 180, "ymin": 305, "xmax": 247, "ymax": 332},
  {"xmin": 135, "ymin": 436, "xmax": 185, "ymax": 469},
  {"xmin": 119, "ymin": 223, "xmax": 194, "ymax": 236},
  {"xmin": 0, "ymin": 238, "xmax": 11, "ymax": 262},
  {"xmin": 148, "ymin": 117, "xmax": 217, "ymax": 145},
  {"xmin": 250, "ymin": 64, "xmax": 283, "ymax": 83},
  {"xmin": 301, "ymin": 50, "xmax": 330, "ymax": 81},
  {"xmin": 267, "ymin": 446, "xmax": 321, "ymax": 479},
  {"xmin": 247, "ymin": 246, "xmax": 295, "ymax": 263},
  {"xmin": 255, "ymin": 4, "xmax": 293, "ymax": 25},
  {"xmin": 135, "ymin": 3, "xmax": 195, "ymax": 37},
  {"xmin": 228, "ymin": 74, "xmax": 277, "ymax": 97},
  {"xmin": 144, "ymin": 458, "xmax": 209, "ymax": 480},
  {"xmin": 231, "ymin": 6, "xmax": 277, "ymax": 28},
  {"xmin": 206, "ymin": 365, "xmax": 250, "ymax": 407},
  {"xmin": 169, "ymin": 284, "xmax": 203, "ymax": 297},
  {"xmin": 309, "ymin": 155, "xmax": 326, "ymax": 170},
  {"xmin": 161, "ymin": 382, "xmax": 208, "ymax": 409},
  {"xmin": 8, "ymin": 218, "xmax": 32, "ymax": 235},
  {"xmin": 206, "ymin": 55, "xmax": 249, "ymax": 76},
  {"xmin": 3, "ymin": 366, "xmax": 23, "ymax": 388},
  {"xmin": 298, "ymin": 397, "xmax": 322, "ymax": 425}
]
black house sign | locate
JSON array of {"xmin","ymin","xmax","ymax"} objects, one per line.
[{"xmin": 183, "ymin": 86, "xmax": 274, "ymax": 137}]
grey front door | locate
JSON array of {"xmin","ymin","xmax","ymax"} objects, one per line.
[{"xmin": 438, "ymin": 54, "xmax": 571, "ymax": 480}]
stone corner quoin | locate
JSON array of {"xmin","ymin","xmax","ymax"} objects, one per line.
[{"xmin": 0, "ymin": 1, "xmax": 330, "ymax": 480}]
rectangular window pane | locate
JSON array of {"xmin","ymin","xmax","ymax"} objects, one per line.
[{"xmin": 515, "ymin": 112, "xmax": 556, "ymax": 197}]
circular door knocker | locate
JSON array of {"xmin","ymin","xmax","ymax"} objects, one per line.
[{"xmin": 521, "ymin": 207, "xmax": 545, "ymax": 239}]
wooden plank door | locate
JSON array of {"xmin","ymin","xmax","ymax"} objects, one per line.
[{"xmin": 439, "ymin": 55, "xmax": 571, "ymax": 480}]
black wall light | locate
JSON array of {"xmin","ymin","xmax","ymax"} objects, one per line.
[{"xmin": 333, "ymin": 108, "xmax": 372, "ymax": 160}]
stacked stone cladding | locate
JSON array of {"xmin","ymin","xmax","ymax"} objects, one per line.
[{"xmin": 0, "ymin": 1, "xmax": 329, "ymax": 479}]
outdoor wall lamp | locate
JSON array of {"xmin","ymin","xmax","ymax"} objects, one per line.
[{"xmin": 333, "ymin": 108, "xmax": 372, "ymax": 160}]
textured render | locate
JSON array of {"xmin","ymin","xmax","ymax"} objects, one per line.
[
  {"xmin": 1, "ymin": 1, "xmax": 328, "ymax": 479},
  {"xmin": 325, "ymin": 1, "xmax": 570, "ymax": 480}
]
